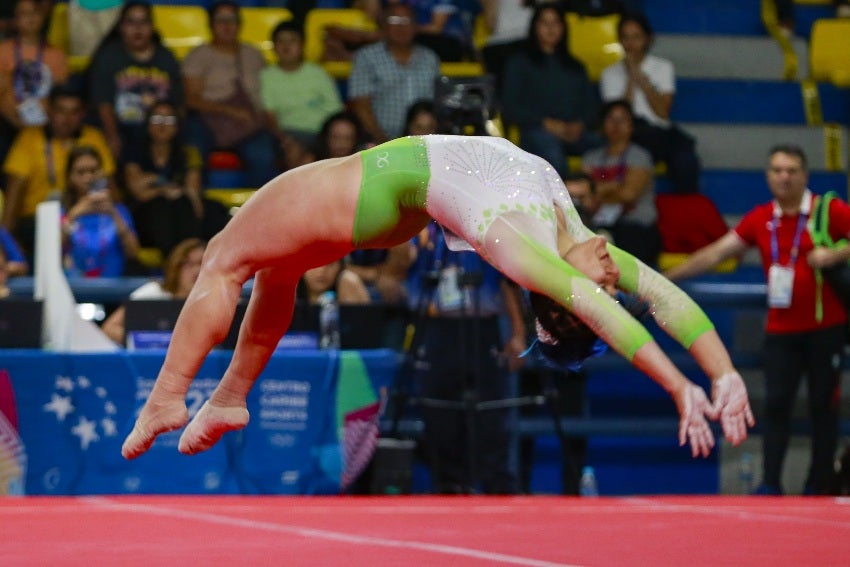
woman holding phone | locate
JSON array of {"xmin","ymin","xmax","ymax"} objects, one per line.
[{"xmin": 62, "ymin": 144, "xmax": 139, "ymax": 277}]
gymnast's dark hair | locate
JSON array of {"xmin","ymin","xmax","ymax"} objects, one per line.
[
  {"xmin": 528, "ymin": 291, "xmax": 602, "ymax": 364},
  {"xmin": 528, "ymin": 289, "xmax": 650, "ymax": 368}
]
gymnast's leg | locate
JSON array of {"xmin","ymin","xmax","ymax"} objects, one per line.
[
  {"xmin": 178, "ymin": 266, "xmax": 301, "ymax": 454},
  {"xmin": 122, "ymin": 234, "xmax": 255, "ymax": 459}
]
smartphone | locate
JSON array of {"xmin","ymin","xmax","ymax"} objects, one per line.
[{"xmin": 88, "ymin": 178, "xmax": 108, "ymax": 194}]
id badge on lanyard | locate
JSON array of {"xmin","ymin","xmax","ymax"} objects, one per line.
[
  {"xmin": 18, "ymin": 97, "xmax": 46, "ymax": 125},
  {"xmin": 767, "ymin": 264, "xmax": 794, "ymax": 308},
  {"xmin": 767, "ymin": 211, "xmax": 807, "ymax": 309}
]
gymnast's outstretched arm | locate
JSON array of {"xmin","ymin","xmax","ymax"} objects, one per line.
[
  {"xmin": 606, "ymin": 244, "xmax": 755, "ymax": 444},
  {"xmin": 473, "ymin": 212, "xmax": 719, "ymax": 456}
]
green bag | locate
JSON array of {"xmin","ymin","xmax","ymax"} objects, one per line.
[{"xmin": 811, "ymin": 191, "xmax": 850, "ymax": 313}]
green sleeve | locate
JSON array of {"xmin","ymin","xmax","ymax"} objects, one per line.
[{"xmin": 608, "ymin": 244, "xmax": 715, "ymax": 349}]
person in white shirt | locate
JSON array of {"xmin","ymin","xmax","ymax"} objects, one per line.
[
  {"xmin": 480, "ymin": 0, "xmax": 534, "ymax": 91},
  {"xmin": 599, "ymin": 12, "xmax": 701, "ymax": 194},
  {"xmin": 101, "ymin": 238, "xmax": 205, "ymax": 345}
]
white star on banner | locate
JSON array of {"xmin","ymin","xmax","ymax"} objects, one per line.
[
  {"xmin": 77, "ymin": 376, "xmax": 91, "ymax": 389},
  {"xmin": 43, "ymin": 394, "xmax": 75, "ymax": 422},
  {"xmin": 55, "ymin": 376, "xmax": 74, "ymax": 393},
  {"xmin": 101, "ymin": 418, "xmax": 117, "ymax": 437},
  {"xmin": 71, "ymin": 417, "xmax": 100, "ymax": 450}
]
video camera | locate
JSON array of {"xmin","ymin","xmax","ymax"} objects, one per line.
[{"xmin": 433, "ymin": 75, "xmax": 496, "ymax": 136}]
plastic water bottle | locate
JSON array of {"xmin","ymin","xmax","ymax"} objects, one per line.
[
  {"xmin": 579, "ymin": 466, "xmax": 599, "ymax": 497},
  {"xmin": 738, "ymin": 452, "xmax": 754, "ymax": 494},
  {"xmin": 319, "ymin": 291, "xmax": 340, "ymax": 349}
]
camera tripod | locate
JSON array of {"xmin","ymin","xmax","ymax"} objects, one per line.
[{"xmin": 386, "ymin": 240, "xmax": 581, "ymax": 494}]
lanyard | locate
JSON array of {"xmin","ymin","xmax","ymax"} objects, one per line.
[{"xmin": 770, "ymin": 211, "xmax": 808, "ymax": 266}]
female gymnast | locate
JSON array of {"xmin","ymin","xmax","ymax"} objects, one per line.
[{"xmin": 122, "ymin": 135, "xmax": 754, "ymax": 461}]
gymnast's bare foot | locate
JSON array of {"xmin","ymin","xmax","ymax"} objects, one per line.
[
  {"xmin": 122, "ymin": 400, "xmax": 190, "ymax": 459},
  {"xmin": 177, "ymin": 401, "xmax": 249, "ymax": 455}
]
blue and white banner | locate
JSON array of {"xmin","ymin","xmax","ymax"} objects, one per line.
[{"xmin": 0, "ymin": 349, "xmax": 397, "ymax": 495}]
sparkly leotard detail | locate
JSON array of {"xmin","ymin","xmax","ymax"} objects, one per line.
[{"xmin": 351, "ymin": 135, "xmax": 713, "ymax": 360}]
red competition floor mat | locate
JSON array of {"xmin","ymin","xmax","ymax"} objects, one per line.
[{"xmin": 2, "ymin": 495, "xmax": 849, "ymax": 566}]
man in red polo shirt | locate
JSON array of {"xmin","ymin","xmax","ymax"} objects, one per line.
[{"xmin": 666, "ymin": 144, "xmax": 850, "ymax": 495}]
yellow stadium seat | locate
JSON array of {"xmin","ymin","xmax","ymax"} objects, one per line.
[
  {"xmin": 240, "ymin": 7, "xmax": 293, "ymax": 63},
  {"xmin": 152, "ymin": 5, "xmax": 211, "ymax": 60},
  {"xmin": 658, "ymin": 253, "xmax": 739, "ymax": 274},
  {"xmin": 440, "ymin": 62, "xmax": 484, "ymax": 77},
  {"xmin": 205, "ymin": 188, "xmax": 257, "ymax": 210},
  {"xmin": 136, "ymin": 247, "xmax": 164, "ymax": 270},
  {"xmin": 472, "ymin": 14, "xmax": 490, "ymax": 52},
  {"xmin": 46, "ymin": 1, "xmax": 69, "ymax": 53},
  {"xmin": 566, "ymin": 12, "xmax": 622, "ymax": 82},
  {"xmin": 304, "ymin": 8, "xmax": 377, "ymax": 78},
  {"xmin": 809, "ymin": 18, "xmax": 850, "ymax": 87},
  {"xmin": 46, "ymin": 2, "xmax": 89, "ymax": 73}
]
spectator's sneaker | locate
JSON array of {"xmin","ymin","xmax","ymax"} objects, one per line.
[{"xmin": 752, "ymin": 483, "xmax": 783, "ymax": 496}]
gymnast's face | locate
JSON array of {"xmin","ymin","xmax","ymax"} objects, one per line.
[{"xmin": 563, "ymin": 236, "xmax": 620, "ymax": 294}]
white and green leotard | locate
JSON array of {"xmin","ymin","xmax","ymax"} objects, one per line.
[{"xmin": 356, "ymin": 135, "xmax": 713, "ymax": 361}]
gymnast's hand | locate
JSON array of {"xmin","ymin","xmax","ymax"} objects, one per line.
[
  {"xmin": 711, "ymin": 371, "xmax": 756, "ymax": 446},
  {"xmin": 674, "ymin": 383, "xmax": 717, "ymax": 458}
]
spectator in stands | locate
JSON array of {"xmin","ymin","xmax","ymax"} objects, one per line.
[
  {"xmin": 319, "ymin": 0, "xmax": 382, "ymax": 63},
  {"xmin": 581, "ymin": 99, "xmax": 660, "ymax": 265},
  {"xmin": 348, "ymin": 2, "xmax": 440, "ymax": 143},
  {"xmin": 405, "ymin": 220, "xmax": 525, "ymax": 494},
  {"xmin": 88, "ymin": 1, "xmax": 185, "ymax": 161},
  {"xmin": 61, "ymin": 144, "xmax": 139, "ymax": 278},
  {"xmin": 2, "ymin": 84, "xmax": 115, "ymax": 261},
  {"xmin": 599, "ymin": 12, "xmax": 700, "ymax": 194},
  {"xmin": 666, "ymin": 145, "xmax": 849, "ymax": 495},
  {"xmin": 563, "ymin": 171, "xmax": 603, "ymax": 233},
  {"xmin": 480, "ymin": 0, "xmax": 534, "ymax": 93},
  {"xmin": 260, "ymin": 20, "xmax": 343, "ymax": 172},
  {"xmin": 0, "ymin": 0, "xmax": 68, "ymax": 168},
  {"xmin": 102, "ymin": 238, "xmax": 206, "ymax": 345},
  {"xmin": 409, "ymin": 0, "xmax": 481, "ymax": 62},
  {"xmin": 68, "ymin": 0, "xmax": 124, "ymax": 58},
  {"xmin": 0, "ymin": 0, "xmax": 68, "ymax": 128},
  {"xmin": 402, "ymin": 98, "xmax": 438, "ymax": 136},
  {"xmin": 312, "ymin": 110, "xmax": 367, "ymax": 161},
  {"xmin": 122, "ymin": 99, "xmax": 229, "ymax": 258},
  {"xmin": 0, "ymin": 224, "xmax": 28, "ymax": 276},
  {"xmin": 296, "ymin": 259, "xmax": 370, "ymax": 305},
  {"xmin": 837, "ymin": 0, "xmax": 850, "ymax": 18},
  {"xmin": 501, "ymin": 3, "xmax": 600, "ymax": 179},
  {"xmin": 182, "ymin": 0, "xmax": 279, "ymax": 189}
]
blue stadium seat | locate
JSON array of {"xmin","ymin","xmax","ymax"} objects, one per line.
[
  {"xmin": 700, "ymin": 170, "xmax": 849, "ymax": 215},
  {"xmin": 673, "ymin": 79, "xmax": 808, "ymax": 124},
  {"xmin": 643, "ymin": 0, "xmax": 764, "ymax": 35}
]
